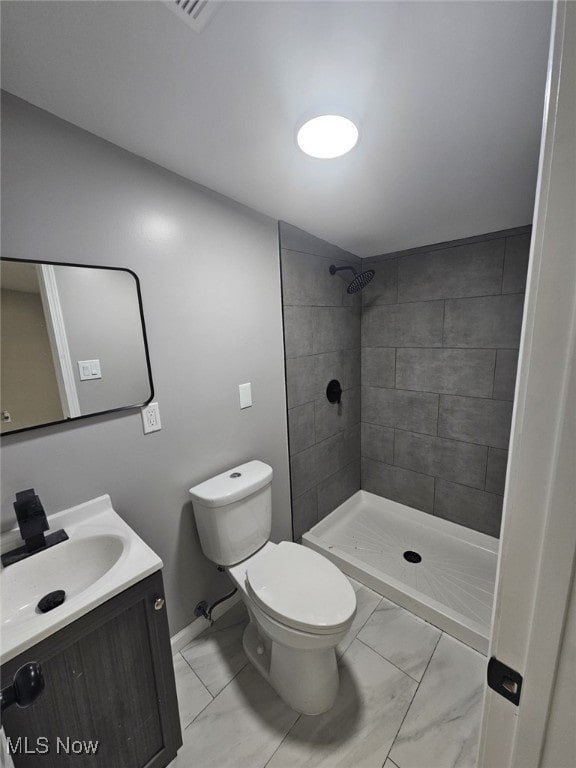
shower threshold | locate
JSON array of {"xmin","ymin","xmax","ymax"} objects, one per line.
[{"xmin": 303, "ymin": 490, "xmax": 498, "ymax": 654}]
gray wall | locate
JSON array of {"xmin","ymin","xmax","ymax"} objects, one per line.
[
  {"xmin": 54, "ymin": 266, "xmax": 151, "ymax": 414},
  {"xmin": 279, "ymin": 222, "xmax": 361, "ymax": 539},
  {"xmin": 1, "ymin": 92, "xmax": 291, "ymax": 635},
  {"xmin": 361, "ymin": 229, "xmax": 530, "ymax": 537}
]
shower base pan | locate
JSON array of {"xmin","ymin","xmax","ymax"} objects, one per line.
[{"xmin": 303, "ymin": 490, "xmax": 498, "ymax": 654}]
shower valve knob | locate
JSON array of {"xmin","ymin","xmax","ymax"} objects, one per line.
[{"xmin": 326, "ymin": 380, "xmax": 342, "ymax": 405}]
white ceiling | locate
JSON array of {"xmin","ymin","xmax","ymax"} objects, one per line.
[{"xmin": 1, "ymin": 1, "xmax": 552, "ymax": 257}]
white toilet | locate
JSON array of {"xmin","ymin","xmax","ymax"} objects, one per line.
[{"xmin": 189, "ymin": 460, "xmax": 356, "ymax": 715}]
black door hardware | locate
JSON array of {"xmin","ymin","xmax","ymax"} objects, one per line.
[{"xmin": 487, "ymin": 657, "xmax": 523, "ymax": 706}]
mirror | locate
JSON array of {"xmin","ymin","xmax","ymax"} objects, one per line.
[{"xmin": 1, "ymin": 259, "xmax": 153, "ymax": 435}]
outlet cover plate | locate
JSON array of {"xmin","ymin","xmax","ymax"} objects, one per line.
[{"xmin": 142, "ymin": 402, "xmax": 162, "ymax": 434}]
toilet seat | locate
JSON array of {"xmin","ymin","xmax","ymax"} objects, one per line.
[{"xmin": 245, "ymin": 541, "xmax": 356, "ymax": 635}]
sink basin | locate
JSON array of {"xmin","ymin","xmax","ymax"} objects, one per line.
[{"xmin": 0, "ymin": 495, "xmax": 162, "ymax": 664}]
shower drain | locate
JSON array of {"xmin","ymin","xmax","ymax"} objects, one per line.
[{"xmin": 403, "ymin": 551, "xmax": 422, "ymax": 564}]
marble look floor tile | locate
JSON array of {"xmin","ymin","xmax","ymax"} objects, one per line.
[
  {"xmin": 357, "ymin": 597, "xmax": 441, "ymax": 681},
  {"xmin": 337, "ymin": 585, "xmax": 382, "ymax": 657},
  {"xmin": 384, "ymin": 761, "xmax": 401, "ymax": 768},
  {"xmin": 267, "ymin": 639, "xmax": 417, "ymax": 768},
  {"xmin": 181, "ymin": 617, "xmax": 249, "ymax": 696},
  {"xmin": 172, "ymin": 653, "xmax": 213, "ymax": 729},
  {"xmin": 172, "ymin": 663, "xmax": 299, "ymax": 768},
  {"xmin": 389, "ymin": 633, "xmax": 485, "ymax": 768}
]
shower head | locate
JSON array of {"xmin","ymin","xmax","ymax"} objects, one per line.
[
  {"xmin": 329, "ymin": 264, "xmax": 375, "ymax": 294},
  {"xmin": 347, "ymin": 269, "xmax": 375, "ymax": 294}
]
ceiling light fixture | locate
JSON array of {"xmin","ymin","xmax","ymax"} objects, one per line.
[{"xmin": 297, "ymin": 115, "xmax": 359, "ymax": 159}]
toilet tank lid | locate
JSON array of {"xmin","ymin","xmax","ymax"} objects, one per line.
[{"xmin": 189, "ymin": 460, "xmax": 273, "ymax": 508}]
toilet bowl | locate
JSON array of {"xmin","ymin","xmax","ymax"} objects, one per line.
[{"xmin": 189, "ymin": 461, "xmax": 356, "ymax": 714}]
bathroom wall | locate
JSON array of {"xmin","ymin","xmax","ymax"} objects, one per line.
[
  {"xmin": 1, "ymin": 92, "xmax": 291, "ymax": 635},
  {"xmin": 279, "ymin": 222, "xmax": 361, "ymax": 539},
  {"xmin": 361, "ymin": 229, "xmax": 530, "ymax": 537}
]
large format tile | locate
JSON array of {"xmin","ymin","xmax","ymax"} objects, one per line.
[
  {"xmin": 443, "ymin": 294, "xmax": 525, "ymax": 348},
  {"xmin": 393, "ymin": 430, "xmax": 487, "ymax": 490},
  {"xmin": 502, "ymin": 233, "xmax": 530, "ymax": 294},
  {"xmin": 362, "ymin": 300, "xmax": 444, "ymax": 348},
  {"xmin": 286, "ymin": 356, "xmax": 319, "ymax": 408},
  {"xmin": 389, "ymin": 634, "xmax": 485, "ymax": 768},
  {"xmin": 317, "ymin": 459, "xmax": 361, "ymax": 521},
  {"xmin": 361, "ymin": 422, "xmax": 395, "ymax": 464},
  {"xmin": 438, "ymin": 395, "xmax": 513, "ymax": 449},
  {"xmin": 397, "ymin": 239, "xmax": 504, "ymax": 302},
  {"xmin": 336, "ymin": 584, "xmax": 382, "ymax": 657},
  {"xmin": 292, "ymin": 487, "xmax": 318, "ymax": 540},
  {"xmin": 281, "ymin": 249, "xmax": 346, "ymax": 307},
  {"xmin": 434, "ymin": 479, "xmax": 503, "ymax": 537},
  {"xmin": 290, "ymin": 442, "xmax": 320, "ymax": 498},
  {"xmin": 313, "ymin": 306, "xmax": 361, "ymax": 354},
  {"xmin": 485, "ymin": 448, "xmax": 508, "ymax": 495},
  {"xmin": 316, "ymin": 348, "xmax": 361, "ymax": 393},
  {"xmin": 267, "ymin": 639, "xmax": 417, "ymax": 768},
  {"xmin": 174, "ymin": 663, "xmax": 299, "ymax": 768},
  {"xmin": 396, "ymin": 348, "xmax": 496, "ymax": 398},
  {"xmin": 358, "ymin": 598, "xmax": 441, "ymax": 681},
  {"xmin": 362, "ymin": 387, "xmax": 439, "ymax": 435},
  {"xmin": 493, "ymin": 349, "xmax": 519, "ymax": 400},
  {"xmin": 292, "ymin": 428, "xmax": 360, "ymax": 498},
  {"xmin": 283, "ymin": 305, "xmax": 315, "ymax": 358},
  {"xmin": 362, "ymin": 458, "xmax": 434, "ymax": 513},
  {"xmin": 314, "ymin": 387, "xmax": 361, "ymax": 442},
  {"xmin": 360, "ymin": 258, "xmax": 398, "ymax": 306},
  {"xmin": 172, "ymin": 653, "xmax": 213, "ymax": 729},
  {"xmin": 361, "ymin": 347, "xmax": 396, "ymax": 388},
  {"xmin": 279, "ymin": 222, "xmax": 359, "ymax": 264},
  {"xmin": 288, "ymin": 402, "xmax": 315, "ymax": 455},
  {"xmin": 180, "ymin": 615, "xmax": 249, "ymax": 697},
  {"xmin": 317, "ymin": 426, "xmax": 361, "ymax": 483}
]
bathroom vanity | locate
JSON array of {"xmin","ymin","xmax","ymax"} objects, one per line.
[{"xmin": 0, "ymin": 497, "xmax": 182, "ymax": 768}]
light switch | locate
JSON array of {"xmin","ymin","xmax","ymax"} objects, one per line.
[
  {"xmin": 78, "ymin": 359, "xmax": 102, "ymax": 381},
  {"xmin": 239, "ymin": 383, "xmax": 252, "ymax": 409}
]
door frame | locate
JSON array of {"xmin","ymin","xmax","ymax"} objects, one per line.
[
  {"xmin": 477, "ymin": 2, "xmax": 576, "ymax": 766},
  {"xmin": 37, "ymin": 264, "xmax": 81, "ymax": 419}
]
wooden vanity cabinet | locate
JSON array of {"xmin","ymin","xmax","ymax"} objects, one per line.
[{"xmin": 1, "ymin": 571, "xmax": 182, "ymax": 767}]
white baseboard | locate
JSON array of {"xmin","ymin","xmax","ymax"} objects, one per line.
[{"xmin": 171, "ymin": 591, "xmax": 242, "ymax": 654}]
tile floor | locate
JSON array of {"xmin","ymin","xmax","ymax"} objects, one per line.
[{"xmin": 169, "ymin": 580, "xmax": 486, "ymax": 768}]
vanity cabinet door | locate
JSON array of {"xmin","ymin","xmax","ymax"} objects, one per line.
[{"xmin": 1, "ymin": 571, "xmax": 182, "ymax": 768}]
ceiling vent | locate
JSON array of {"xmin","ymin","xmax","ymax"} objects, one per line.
[{"xmin": 165, "ymin": 0, "xmax": 223, "ymax": 33}]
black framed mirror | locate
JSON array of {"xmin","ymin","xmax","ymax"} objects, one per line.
[{"xmin": 1, "ymin": 258, "xmax": 154, "ymax": 435}]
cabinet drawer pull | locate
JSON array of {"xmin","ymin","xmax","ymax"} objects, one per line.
[{"xmin": 154, "ymin": 598, "xmax": 165, "ymax": 611}]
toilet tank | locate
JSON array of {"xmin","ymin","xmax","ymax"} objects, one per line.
[{"xmin": 189, "ymin": 460, "xmax": 273, "ymax": 566}]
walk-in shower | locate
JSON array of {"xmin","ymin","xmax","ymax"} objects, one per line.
[{"xmin": 280, "ymin": 219, "xmax": 530, "ymax": 659}]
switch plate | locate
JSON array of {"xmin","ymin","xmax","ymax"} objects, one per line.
[
  {"xmin": 78, "ymin": 359, "xmax": 102, "ymax": 381},
  {"xmin": 239, "ymin": 383, "xmax": 252, "ymax": 409},
  {"xmin": 141, "ymin": 402, "xmax": 162, "ymax": 434}
]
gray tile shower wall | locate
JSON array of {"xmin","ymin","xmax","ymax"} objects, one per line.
[
  {"xmin": 361, "ymin": 229, "xmax": 531, "ymax": 537},
  {"xmin": 279, "ymin": 222, "xmax": 362, "ymax": 539}
]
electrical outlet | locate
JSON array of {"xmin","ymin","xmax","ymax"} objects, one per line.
[{"xmin": 141, "ymin": 402, "xmax": 162, "ymax": 434}]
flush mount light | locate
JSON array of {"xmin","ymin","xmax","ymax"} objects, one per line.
[{"xmin": 297, "ymin": 115, "xmax": 359, "ymax": 159}]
